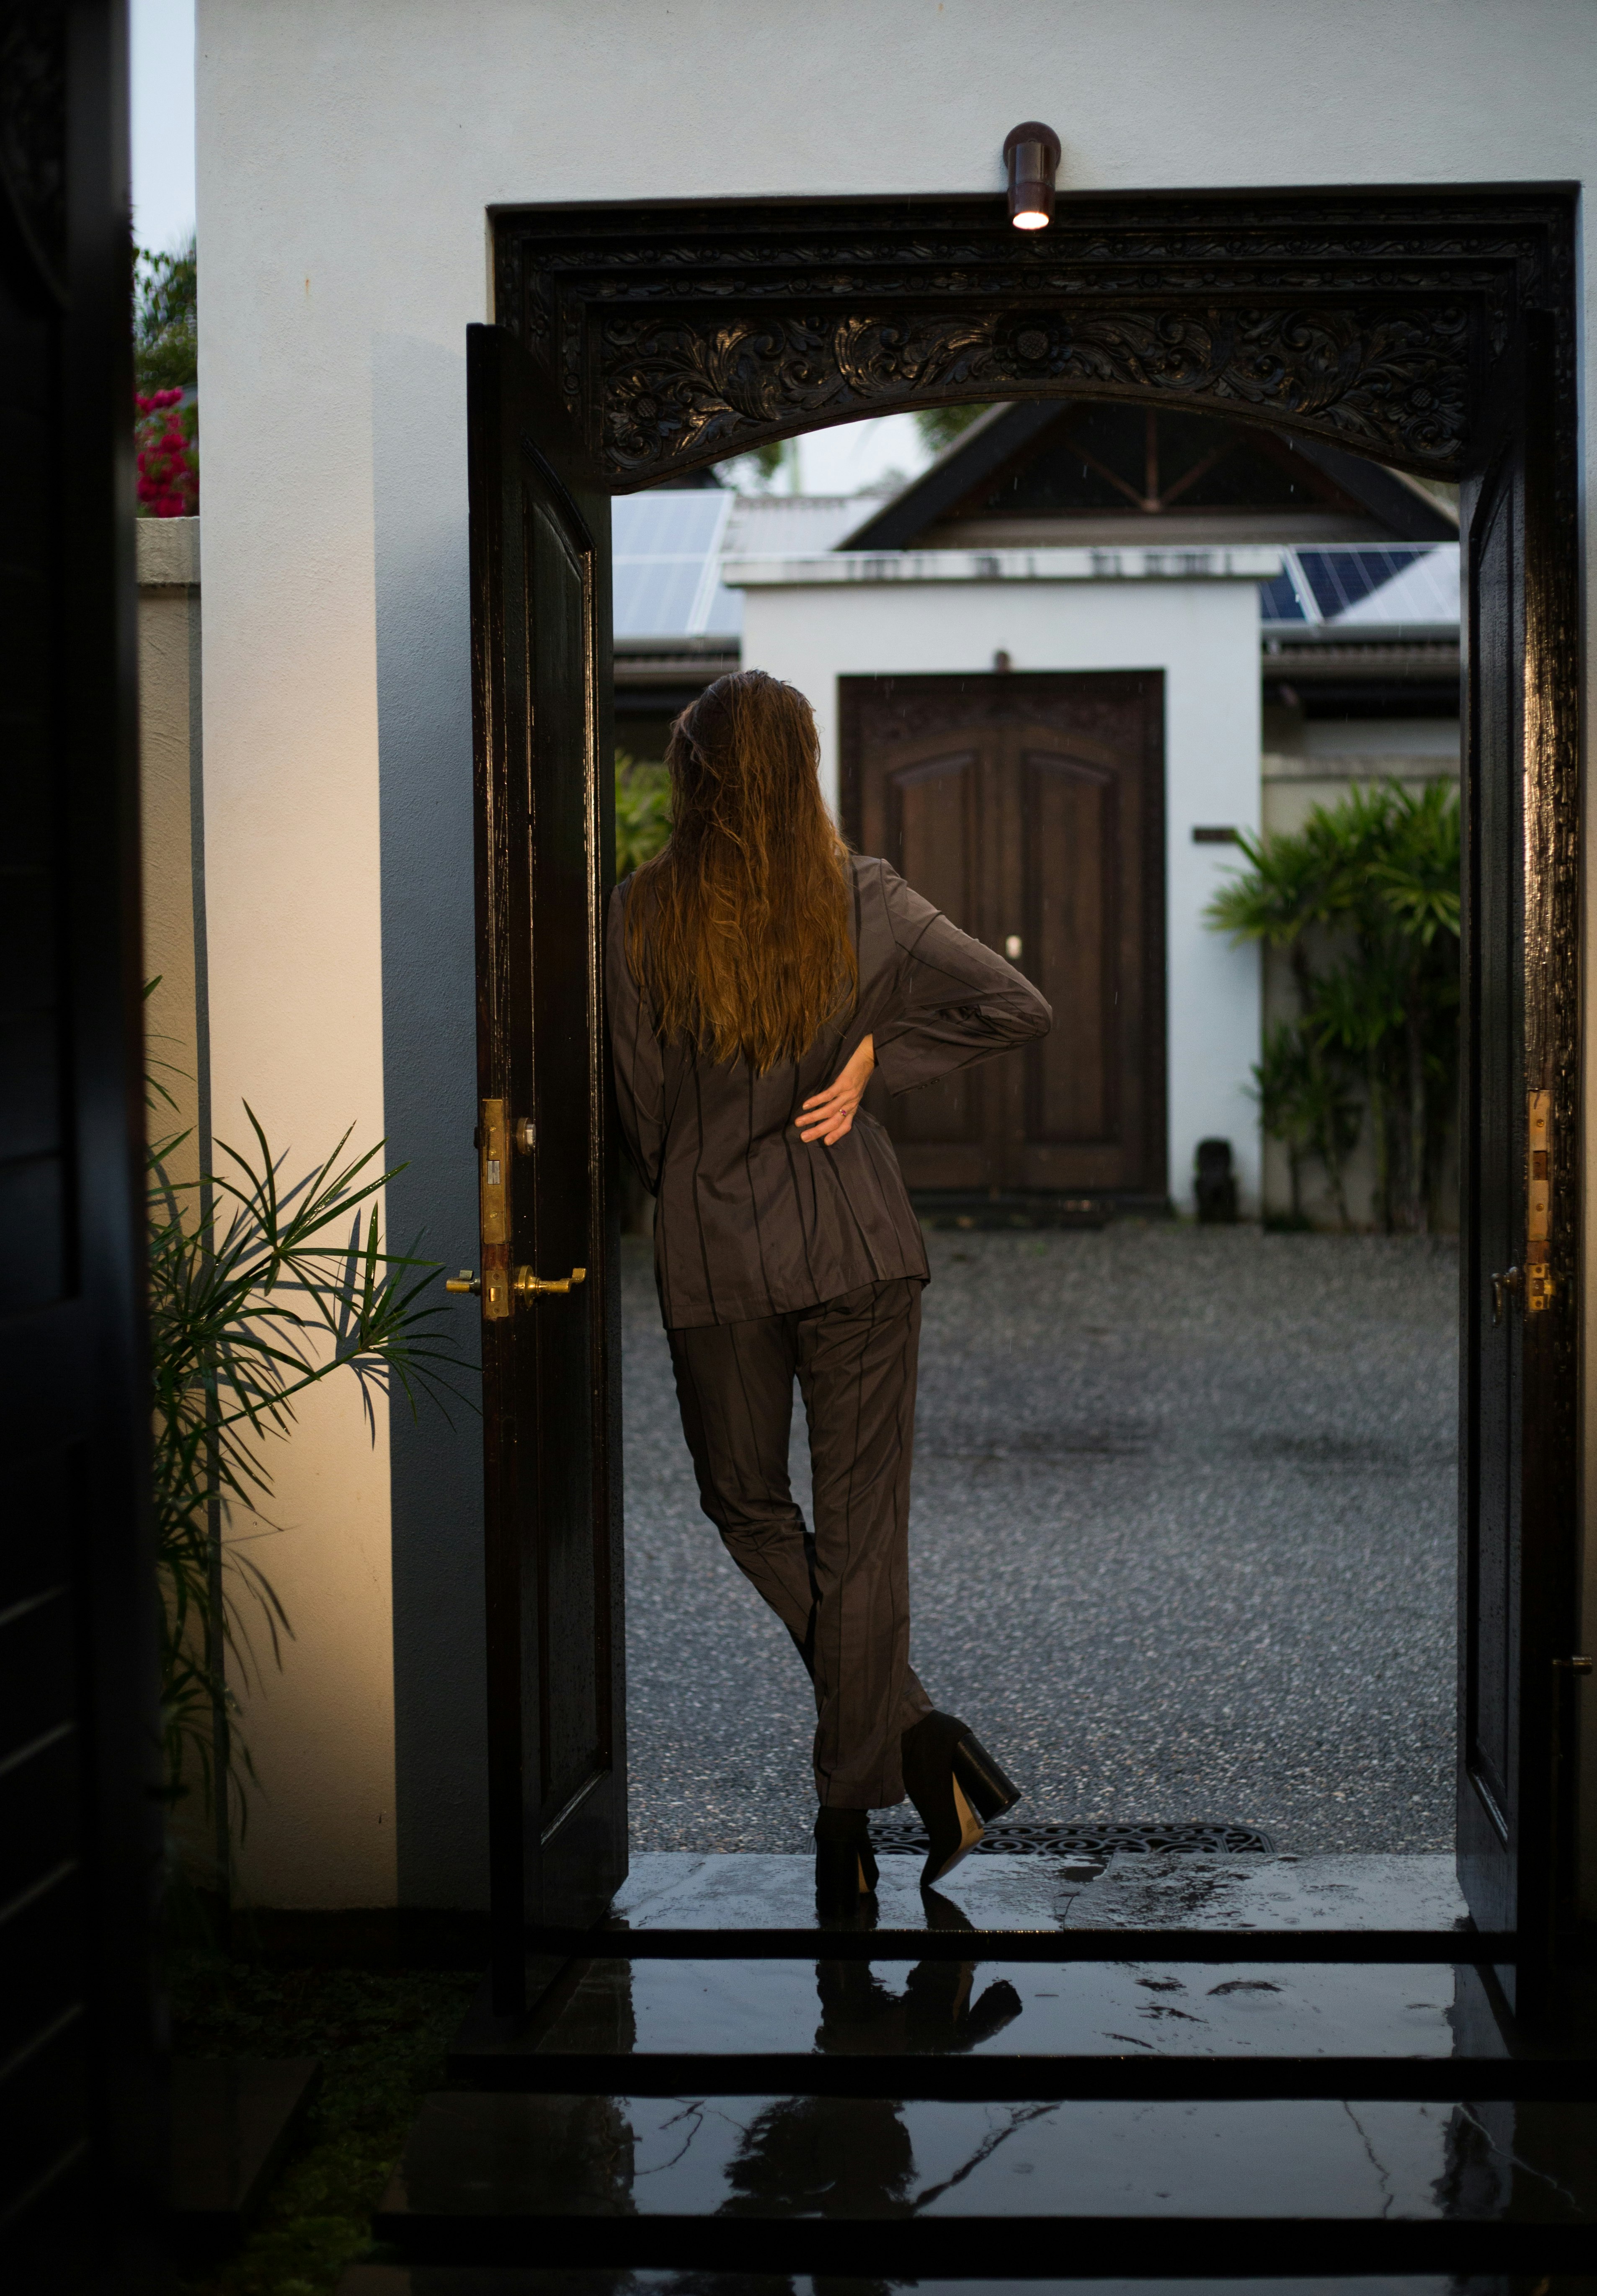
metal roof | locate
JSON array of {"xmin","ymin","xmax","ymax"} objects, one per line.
[{"xmin": 724, "ymin": 492, "xmax": 892, "ymax": 560}]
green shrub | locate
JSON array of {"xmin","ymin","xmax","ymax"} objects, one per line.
[
  {"xmin": 1208, "ymin": 781, "xmax": 1460, "ymax": 1233},
  {"xmin": 615, "ymin": 750, "xmax": 671, "ymax": 876}
]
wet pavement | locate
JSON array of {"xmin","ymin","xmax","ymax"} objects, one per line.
[{"xmin": 622, "ymin": 1224, "xmax": 1458, "ymax": 1858}]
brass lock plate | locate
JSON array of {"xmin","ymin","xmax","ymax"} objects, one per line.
[
  {"xmin": 479, "ymin": 1096, "xmax": 511, "ymax": 1320},
  {"xmin": 1526, "ymin": 1088, "xmax": 1554, "ymax": 1314}
]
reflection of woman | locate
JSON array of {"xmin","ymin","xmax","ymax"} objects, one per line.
[{"xmin": 608, "ymin": 671, "xmax": 1052, "ymax": 1912}]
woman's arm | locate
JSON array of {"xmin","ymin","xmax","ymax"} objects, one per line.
[
  {"xmin": 871, "ymin": 866, "xmax": 1052, "ymax": 1096},
  {"xmin": 606, "ymin": 882, "xmax": 668, "ymax": 1193},
  {"xmin": 796, "ymin": 1033, "xmax": 875, "ymax": 1146}
]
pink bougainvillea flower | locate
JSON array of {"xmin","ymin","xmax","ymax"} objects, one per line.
[{"xmin": 134, "ymin": 389, "xmax": 198, "ymax": 517}]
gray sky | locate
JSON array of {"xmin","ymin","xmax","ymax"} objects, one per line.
[{"xmin": 132, "ymin": 0, "xmax": 196, "ymax": 253}]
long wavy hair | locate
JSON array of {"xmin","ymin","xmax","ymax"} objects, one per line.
[{"xmin": 626, "ymin": 670, "xmax": 857, "ymax": 1071}]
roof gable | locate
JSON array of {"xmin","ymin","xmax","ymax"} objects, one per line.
[{"xmin": 843, "ymin": 402, "xmax": 1457, "ymax": 549}]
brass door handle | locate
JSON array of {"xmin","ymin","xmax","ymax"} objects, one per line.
[
  {"xmin": 1491, "ymin": 1267, "xmax": 1522, "ymax": 1326},
  {"xmin": 514, "ymin": 1265, "xmax": 586, "ymax": 1298},
  {"xmin": 448, "ymin": 1265, "xmax": 586, "ymax": 1300}
]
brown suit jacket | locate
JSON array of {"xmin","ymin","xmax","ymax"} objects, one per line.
[{"xmin": 607, "ymin": 853, "xmax": 1053, "ymax": 1329}]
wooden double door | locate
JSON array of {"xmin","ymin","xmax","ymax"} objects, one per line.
[{"xmin": 841, "ymin": 672, "xmax": 1166, "ymax": 1203}]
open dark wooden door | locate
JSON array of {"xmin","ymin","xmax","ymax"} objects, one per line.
[
  {"xmin": 466, "ymin": 323, "xmax": 624, "ymax": 2007},
  {"xmin": 1, "ymin": 2, "xmax": 165, "ymax": 2283},
  {"xmin": 1456, "ymin": 312, "xmax": 1581, "ymax": 2007}
]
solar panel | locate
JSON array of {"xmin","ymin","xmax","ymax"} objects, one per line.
[
  {"xmin": 612, "ymin": 490, "xmax": 729, "ymax": 558},
  {"xmin": 611, "ymin": 488, "xmax": 740, "ymax": 640},
  {"xmin": 1295, "ymin": 546, "xmax": 1429, "ymax": 619},
  {"xmin": 1257, "ymin": 568, "xmax": 1306, "ymax": 622},
  {"xmin": 1261, "ymin": 545, "xmax": 1459, "ymax": 630},
  {"xmin": 1333, "ymin": 545, "xmax": 1460, "ymax": 627}
]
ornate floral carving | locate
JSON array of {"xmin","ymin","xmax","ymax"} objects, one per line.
[
  {"xmin": 494, "ymin": 193, "xmax": 1576, "ymax": 489},
  {"xmin": 843, "ymin": 676, "xmax": 1151, "ymax": 758},
  {"xmin": 596, "ymin": 299, "xmax": 1469, "ymax": 482}
]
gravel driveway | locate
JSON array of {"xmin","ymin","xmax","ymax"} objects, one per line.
[{"xmin": 622, "ymin": 1224, "xmax": 1458, "ymax": 1857}]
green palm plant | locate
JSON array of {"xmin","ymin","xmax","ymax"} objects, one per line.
[
  {"xmin": 1369, "ymin": 780, "xmax": 1462, "ymax": 1230},
  {"xmin": 1208, "ymin": 819, "xmax": 1331, "ymax": 964},
  {"xmin": 615, "ymin": 750, "xmax": 672, "ymax": 875},
  {"xmin": 1208, "ymin": 779, "xmax": 1461, "ymax": 1232},
  {"xmin": 1251, "ymin": 1020, "xmax": 1360, "ymax": 1229},
  {"xmin": 1314, "ymin": 781, "xmax": 1461, "ymax": 1233},
  {"xmin": 148, "ymin": 1030, "xmax": 467, "ymax": 1873},
  {"xmin": 1307, "ymin": 953, "xmax": 1404, "ymax": 1225}
]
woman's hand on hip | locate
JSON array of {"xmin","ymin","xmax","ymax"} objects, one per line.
[{"xmin": 796, "ymin": 1034, "xmax": 875, "ymax": 1147}]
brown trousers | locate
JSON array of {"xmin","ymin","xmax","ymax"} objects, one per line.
[{"xmin": 667, "ymin": 1277, "xmax": 934, "ymax": 1809}]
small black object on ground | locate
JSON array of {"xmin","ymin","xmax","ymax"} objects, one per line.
[{"xmin": 1194, "ymin": 1137, "xmax": 1239, "ymax": 1223}]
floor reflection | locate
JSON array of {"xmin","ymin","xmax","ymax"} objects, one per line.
[
  {"xmin": 483, "ymin": 1932, "xmax": 1597, "ymax": 2229},
  {"xmin": 719, "ymin": 2094, "xmax": 916, "ymax": 2222},
  {"xmin": 718, "ymin": 1899, "xmax": 1028, "ymax": 2224},
  {"xmin": 812, "ymin": 1953, "xmax": 1022, "ymax": 2058},
  {"xmin": 717, "ymin": 2087, "xmax": 1060, "ymax": 2226},
  {"xmin": 530, "ymin": 1940, "xmax": 1471, "ymax": 2062},
  {"xmin": 396, "ymin": 2085, "xmax": 1597, "ymax": 2226}
]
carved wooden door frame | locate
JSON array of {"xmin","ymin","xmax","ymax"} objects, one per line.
[{"xmin": 490, "ymin": 187, "xmax": 1582, "ymax": 1964}]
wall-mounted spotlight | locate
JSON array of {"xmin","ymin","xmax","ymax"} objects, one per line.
[{"xmin": 1004, "ymin": 120, "xmax": 1061, "ymax": 230}]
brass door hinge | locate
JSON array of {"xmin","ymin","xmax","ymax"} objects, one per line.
[{"xmin": 1526, "ymin": 1088, "xmax": 1555, "ymax": 1313}]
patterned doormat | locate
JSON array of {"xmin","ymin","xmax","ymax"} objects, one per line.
[{"xmin": 871, "ymin": 1819, "xmax": 1275, "ymax": 1858}]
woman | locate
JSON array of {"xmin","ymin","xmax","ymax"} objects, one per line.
[{"xmin": 607, "ymin": 670, "xmax": 1052, "ymax": 1912}]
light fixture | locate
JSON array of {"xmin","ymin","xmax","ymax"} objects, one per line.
[{"xmin": 1004, "ymin": 121, "xmax": 1061, "ymax": 230}]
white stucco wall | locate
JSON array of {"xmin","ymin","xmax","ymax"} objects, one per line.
[
  {"xmin": 196, "ymin": 0, "xmax": 1597, "ymax": 1909},
  {"xmin": 728, "ymin": 554, "xmax": 1268, "ymax": 1214}
]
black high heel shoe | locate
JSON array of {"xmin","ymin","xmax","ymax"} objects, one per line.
[
  {"xmin": 900, "ymin": 1712, "xmax": 1022, "ymax": 1889},
  {"xmin": 814, "ymin": 1806, "xmax": 879, "ymax": 1916}
]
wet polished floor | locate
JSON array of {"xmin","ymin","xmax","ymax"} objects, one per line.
[
  {"xmin": 524, "ymin": 1953, "xmax": 1462, "ymax": 2062},
  {"xmin": 454, "ymin": 1854, "xmax": 1514, "ymax": 2093},
  {"xmin": 380, "ymin": 2087, "xmax": 1597, "ymax": 2223},
  {"xmin": 379, "ymin": 1855, "xmax": 1596, "ymax": 2277},
  {"xmin": 603, "ymin": 1848, "xmax": 1471, "ymax": 1937}
]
